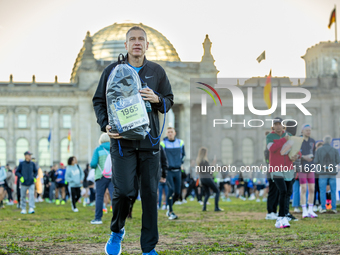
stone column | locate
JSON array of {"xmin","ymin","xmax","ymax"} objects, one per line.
[
  {"xmin": 30, "ymin": 106, "xmax": 37, "ymax": 155},
  {"xmin": 52, "ymin": 106, "xmax": 60, "ymax": 165},
  {"xmin": 182, "ymin": 102, "xmax": 190, "ymax": 170},
  {"xmin": 256, "ymin": 127, "xmax": 262, "ymax": 165},
  {"xmin": 321, "ymin": 100, "xmax": 332, "ymax": 137},
  {"xmin": 77, "ymin": 96, "xmax": 93, "ymax": 166},
  {"xmin": 235, "ymin": 116, "xmax": 244, "ymax": 167},
  {"xmin": 7, "ymin": 106, "xmax": 15, "ymax": 166}
]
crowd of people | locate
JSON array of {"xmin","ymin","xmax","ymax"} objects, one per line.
[
  {"xmin": 1, "ymin": 121, "xmax": 338, "ymax": 223},
  {"xmin": 1, "ymin": 25, "xmax": 339, "ymax": 255},
  {"xmin": 0, "ymin": 120, "xmax": 339, "ymax": 253},
  {"xmin": 263, "ymin": 118, "xmax": 339, "ymax": 229}
]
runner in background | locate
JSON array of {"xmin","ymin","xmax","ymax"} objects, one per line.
[
  {"xmin": 55, "ymin": 163, "xmax": 67, "ymax": 205},
  {"xmin": 158, "ymin": 146, "xmax": 168, "ymax": 210},
  {"xmin": 299, "ymin": 124, "xmax": 318, "ymax": 218},
  {"xmin": 184, "ymin": 160, "xmax": 202, "ymax": 203},
  {"xmin": 196, "ymin": 148, "xmax": 222, "ymax": 212},
  {"xmin": 266, "ymin": 117, "xmax": 300, "ymax": 229},
  {"xmin": 284, "ymin": 121, "xmax": 299, "ymax": 221},
  {"xmin": 48, "ymin": 164, "xmax": 57, "ymax": 203},
  {"xmin": 90, "ymin": 133, "xmax": 114, "ymax": 225},
  {"xmin": 314, "ymin": 142, "xmax": 324, "ymax": 212},
  {"xmin": 161, "ymin": 127, "xmax": 185, "ymax": 220},
  {"xmin": 5, "ymin": 164, "xmax": 15, "ymax": 205},
  {"xmin": 43, "ymin": 171, "xmax": 50, "ymax": 201},
  {"xmin": 265, "ymin": 130, "xmax": 279, "ymax": 220},
  {"xmin": 65, "ymin": 156, "xmax": 84, "ymax": 213},
  {"xmin": 82, "ymin": 163, "xmax": 90, "ymax": 207},
  {"xmin": 16, "ymin": 151, "xmax": 37, "ymax": 214},
  {"xmin": 0, "ymin": 162, "xmax": 6, "ymax": 209},
  {"xmin": 33, "ymin": 158, "xmax": 44, "ymax": 203}
]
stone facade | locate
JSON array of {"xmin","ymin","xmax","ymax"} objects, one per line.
[
  {"xmin": 190, "ymin": 41, "xmax": 340, "ymax": 168},
  {"xmin": 0, "ymin": 23, "xmax": 217, "ymax": 170},
  {"xmin": 1, "ymin": 22, "xmax": 338, "ymax": 171}
]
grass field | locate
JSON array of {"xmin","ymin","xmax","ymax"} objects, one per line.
[{"xmin": 0, "ymin": 198, "xmax": 339, "ymax": 255}]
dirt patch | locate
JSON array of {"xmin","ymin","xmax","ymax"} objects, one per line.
[{"xmin": 4, "ymin": 238, "xmax": 340, "ymax": 254}]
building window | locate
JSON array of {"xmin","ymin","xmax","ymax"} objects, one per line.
[
  {"xmin": 242, "ymin": 138, "xmax": 254, "ymax": 165},
  {"xmin": 0, "ymin": 115, "xmax": 4, "ymax": 128},
  {"xmin": 332, "ymin": 58, "xmax": 338, "ymax": 73},
  {"xmin": 63, "ymin": 115, "xmax": 72, "ymax": 128},
  {"xmin": 40, "ymin": 115, "xmax": 49, "ymax": 128},
  {"xmin": 0, "ymin": 138, "xmax": 6, "ymax": 165},
  {"xmin": 221, "ymin": 138, "xmax": 233, "ymax": 165},
  {"xmin": 18, "ymin": 115, "xmax": 27, "ymax": 128},
  {"xmin": 60, "ymin": 138, "xmax": 73, "ymax": 165},
  {"xmin": 38, "ymin": 138, "xmax": 50, "ymax": 167},
  {"xmin": 16, "ymin": 138, "xmax": 29, "ymax": 164}
]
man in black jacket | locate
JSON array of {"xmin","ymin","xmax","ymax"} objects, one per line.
[
  {"xmin": 93, "ymin": 26, "xmax": 173, "ymax": 255},
  {"xmin": 15, "ymin": 151, "xmax": 37, "ymax": 214}
]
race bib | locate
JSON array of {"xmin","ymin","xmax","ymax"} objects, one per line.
[{"xmin": 110, "ymin": 94, "xmax": 149, "ymax": 133}]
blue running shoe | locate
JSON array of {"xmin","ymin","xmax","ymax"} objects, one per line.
[
  {"xmin": 105, "ymin": 228, "xmax": 125, "ymax": 255},
  {"xmin": 143, "ymin": 249, "xmax": 158, "ymax": 255}
]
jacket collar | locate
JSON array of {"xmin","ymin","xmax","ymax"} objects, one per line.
[
  {"xmin": 125, "ymin": 54, "xmax": 148, "ymax": 69},
  {"xmin": 271, "ymin": 130, "xmax": 286, "ymax": 136}
]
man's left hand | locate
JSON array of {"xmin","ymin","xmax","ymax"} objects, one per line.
[
  {"xmin": 139, "ymin": 88, "xmax": 159, "ymax": 103},
  {"xmin": 160, "ymin": 178, "xmax": 166, "ymax": 183}
]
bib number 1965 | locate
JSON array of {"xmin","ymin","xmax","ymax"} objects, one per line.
[{"xmin": 121, "ymin": 105, "xmax": 138, "ymax": 116}]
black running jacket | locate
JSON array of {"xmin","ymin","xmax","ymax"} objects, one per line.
[{"xmin": 92, "ymin": 55, "xmax": 174, "ymax": 151}]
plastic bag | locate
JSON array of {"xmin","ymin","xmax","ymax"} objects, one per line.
[
  {"xmin": 280, "ymin": 139, "xmax": 293, "ymax": 155},
  {"xmin": 280, "ymin": 136, "xmax": 303, "ymax": 160},
  {"xmin": 106, "ymin": 55, "xmax": 150, "ymax": 140}
]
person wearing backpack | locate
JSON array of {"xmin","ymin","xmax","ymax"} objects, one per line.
[
  {"xmin": 65, "ymin": 156, "xmax": 84, "ymax": 212},
  {"xmin": 93, "ymin": 26, "xmax": 174, "ymax": 255},
  {"xmin": 90, "ymin": 133, "xmax": 114, "ymax": 224},
  {"xmin": 314, "ymin": 135, "xmax": 340, "ymax": 213}
]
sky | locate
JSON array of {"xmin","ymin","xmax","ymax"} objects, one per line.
[{"xmin": 0, "ymin": 0, "xmax": 338, "ymax": 82}]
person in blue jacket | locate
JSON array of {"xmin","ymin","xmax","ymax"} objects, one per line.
[
  {"xmin": 65, "ymin": 156, "xmax": 84, "ymax": 212},
  {"xmin": 15, "ymin": 151, "xmax": 37, "ymax": 214},
  {"xmin": 160, "ymin": 127, "xmax": 185, "ymax": 220},
  {"xmin": 55, "ymin": 163, "xmax": 67, "ymax": 205},
  {"xmin": 90, "ymin": 133, "xmax": 114, "ymax": 225}
]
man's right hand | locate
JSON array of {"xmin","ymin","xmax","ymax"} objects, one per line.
[
  {"xmin": 106, "ymin": 125, "xmax": 123, "ymax": 139},
  {"xmin": 20, "ymin": 177, "xmax": 24, "ymax": 183}
]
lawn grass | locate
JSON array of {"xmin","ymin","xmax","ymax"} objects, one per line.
[{"xmin": 0, "ymin": 198, "xmax": 339, "ymax": 254}]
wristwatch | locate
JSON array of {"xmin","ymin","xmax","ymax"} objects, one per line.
[{"xmin": 158, "ymin": 96, "xmax": 162, "ymax": 103}]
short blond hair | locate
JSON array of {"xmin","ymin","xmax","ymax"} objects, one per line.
[{"xmin": 99, "ymin": 133, "xmax": 110, "ymax": 145}]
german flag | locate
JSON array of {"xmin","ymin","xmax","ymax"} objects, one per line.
[
  {"xmin": 328, "ymin": 8, "xmax": 336, "ymax": 29},
  {"xmin": 67, "ymin": 129, "xmax": 71, "ymax": 153}
]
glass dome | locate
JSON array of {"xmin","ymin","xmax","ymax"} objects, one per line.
[{"xmin": 91, "ymin": 22, "xmax": 180, "ymax": 62}]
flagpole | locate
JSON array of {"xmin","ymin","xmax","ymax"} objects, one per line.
[{"xmin": 335, "ymin": 5, "xmax": 338, "ymax": 42}]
